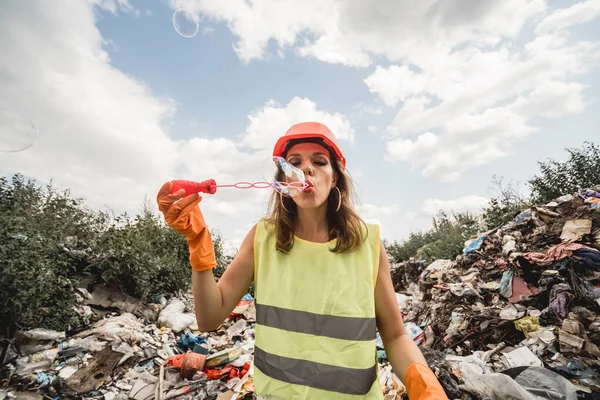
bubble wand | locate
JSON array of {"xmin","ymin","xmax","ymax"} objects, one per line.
[{"xmin": 169, "ymin": 157, "xmax": 308, "ymax": 197}]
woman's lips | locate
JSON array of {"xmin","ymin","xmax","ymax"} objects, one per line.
[{"xmin": 303, "ymin": 180, "xmax": 314, "ymax": 193}]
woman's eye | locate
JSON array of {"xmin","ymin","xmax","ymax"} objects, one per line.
[{"xmin": 315, "ymin": 160, "xmax": 327, "ymax": 166}]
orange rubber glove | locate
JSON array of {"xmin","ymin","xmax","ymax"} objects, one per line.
[
  {"xmin": 157, "ymin": 181, "xmax": 217, "ymax": 272},
  {"xmin": 404, "ymin": 363, "xmax": 448, "ymax": 399}
]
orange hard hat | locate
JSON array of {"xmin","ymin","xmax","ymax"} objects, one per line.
[{"xmin": 272, "ymin": 122, "xmax": 346, "ymax": 168}]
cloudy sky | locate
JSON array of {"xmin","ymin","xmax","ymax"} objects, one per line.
[{"xmin": 1, "ymin": 0, "xmax": 599, "ymax": 252}]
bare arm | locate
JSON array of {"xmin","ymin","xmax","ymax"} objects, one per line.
[
  {"xmin": 374, "ymin": 241, "xmax": 427, "ymax": 382},
  {"xmin": 192, "ymin": 224, "xmax": 256, "ymax": 331}
]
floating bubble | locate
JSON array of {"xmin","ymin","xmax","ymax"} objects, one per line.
[
  {"xmin": 272, "ymin": 156, "xmax": 307, "ymax": 197},
  {"xmin": 172, "ymin": 9, "xmax": 199, "ymax": 38},
  {"xmin": 0, "ymin": 109, "xmax": 37, "ymax": 152}
]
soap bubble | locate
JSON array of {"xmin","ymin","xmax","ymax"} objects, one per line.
[
  {"xmin": 172, "ymin": 9, "xmax": 199, "ymax": 38},
  {"xmin": 272, "ymin": 156, "xmax": 307, "ymax": 197},
  {"xmin": 0, "ymin": 109, "xmax": 37, "ymax": 152}
]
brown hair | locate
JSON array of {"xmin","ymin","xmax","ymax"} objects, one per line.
[{"xmin": 264, "ymin": 139, "xmax": 367, "ymax": 254}]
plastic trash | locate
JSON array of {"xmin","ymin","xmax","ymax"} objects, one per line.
[
  {"xmin": 463, "ymin": 235, "xmax": 486, "ymax": 254},
  {"xmin": 36, "ymin": 372, "xmax": 57, "ymax": 386},
  {"xmin": 513, "ymin": 209, "xmax": 533, "ymax": 224},
  {"xmin": 77, "ymin": 313, "xmax": 146, "ymax": 343},
  {"xmin": 404, "ymin": 322, "xmax": 425, "ymax": 345},
  {"xmin": 157, "ymin": 300, "xmax": 196, "ymax": 333},
  {"xmin": 227, "ymin": 319, "xmax": 247, "ymax": 340},
  {"xmin": 177, "ymin": 332, "xmax": 208, "ymax": 351}
]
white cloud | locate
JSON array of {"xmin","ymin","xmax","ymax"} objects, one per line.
[
  {"xmin": 535, "ymin": 0, "xmax": 600, "ymax": 35},
  {"xmin": 358, "ymin": 203, "xmax": 400, "ymax": 219},
  {"xmin": 91, "ymin": 0, "xmax": 138, "ymax": 15},
  {"xmin": 168, "ymin": 0, "xmax": 546, "ymax": 67},
  {"xmin": 242, "ymin": 97, "xmax": 354, "ymax": 151},
  {"xmin": 511, "ymin": 81, "xmax": 587, "ymax": 117},
  {"xmin": 0, "ymin": 0, "xmax": 352, "ymax": 228},
  {"xmin": 0, "ymin": 0, "xmax": 179, "ymax": 212},
  {"xmin": 420, "ymin": 195, "xmax": 489, "ymax": 217},
  {"xmin": 371, "ymin": 29, "xmax": 599, "ymax": 180},
  {"xmin": 363, "ymin": 66, "xmax": 428, "ymax": 107},
  {"xmin": 357, "ymin": 203, "xmax": 400, "ymax": 240}
]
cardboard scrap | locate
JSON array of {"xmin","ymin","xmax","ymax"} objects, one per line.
[
  {"xmin": 66, "ymin": 347, "xmax": 123, "ymax": 393},
  {"xmin": 558, "ymin": 329, "xmax": 585, "ymax": 350}
]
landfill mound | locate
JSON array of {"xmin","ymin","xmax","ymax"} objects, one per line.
[
  {"xmin": 0, "ymin": 188, "xmax": 599, "ymax": 400},
  {"xmin": 392, "ymin": 188, "xmax": 600, "ymax": 398},
  {"xmin": 0, "ymin": 287, "xmax": 405, "ymax": 399}
]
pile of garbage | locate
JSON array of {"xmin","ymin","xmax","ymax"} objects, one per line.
[
  {"xmin": 0, "ymin": 285, "xmax": 406, "ymax": 399},
  {"xmin": 0, "ymin": 282, "xmax": 260, "ymax": 400},
  {"xmin": 391, "ymin": 187, "xmax": 600, "ymax": 398},
  {"xmin": 2, "ymin": 187, "xmax": 599, "ymax": 399}
]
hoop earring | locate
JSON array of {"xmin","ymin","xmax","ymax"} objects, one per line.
[
  {"xmin": 280, "ymin": 193, "xmax": 291, "ymax": 213},
  {"xmin": 333, "ymin": 186, "xmax": 341, "ymax": 212}
]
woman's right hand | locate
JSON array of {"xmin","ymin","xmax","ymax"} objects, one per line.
[{"xmin": 157, "ymin": 181, "xmax": 217, "ymax": 271}]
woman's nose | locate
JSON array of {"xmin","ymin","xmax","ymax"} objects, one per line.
[{"xmin": 300, "ymin": 160, "xmax": 313, "ymax": 175}]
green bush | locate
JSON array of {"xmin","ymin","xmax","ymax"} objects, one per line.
[
  {"xmin": 385, "ymin": 211, "xmax": 480, "ymax": 263},
  {"xmin": 0, "ymin": 174, "xmax": 227, "ymax": 333},
  {"xmin": 528, "ymin": 141, "xmax": 600, "ymax": 203}
]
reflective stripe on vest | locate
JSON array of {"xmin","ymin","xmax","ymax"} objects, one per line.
[
  {"xmin": 254, "ymin": 345, "xmax": 378, "ymax": 395},
  {"xmin": 253, "ymin": 219, "xmax": 384, "ymax": 399},
  {"xmin": 256, "ymin": 303, "xmax": 377, "ymax": 341}
]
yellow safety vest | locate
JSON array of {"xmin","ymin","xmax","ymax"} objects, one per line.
[{"xmin": 253, "ymin": 218, "xmax": 384, "ymax": 399}]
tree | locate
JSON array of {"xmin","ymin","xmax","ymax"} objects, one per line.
[
  {"xmin": 385, "ymin": 211, "xmax": 481, "ymax": 263},
  {"xmin": 528, "ymin": 141, "xmax": 600, "ymax": 203},
  {"xmin": 482, "ymin": 175, "xmax": 532, "ymax": 229}
]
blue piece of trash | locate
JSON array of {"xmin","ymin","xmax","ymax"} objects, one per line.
[
  {"xmin": 464, "ymin": 235, "xmax": 487, "ymax": 254},
  {"xmin": 376, "ymin": 332, "xmax": 384, "ymax": 349},
  {"xmin": 242, "ymin": 293, "xmax": 253, "ymax": 302},
  {"xmin": 513, "ymin": 210, "xmax": 533, "ymax": 224},
  {"xmin": 177, "ymin": 332, "xmax": 208, "ymax": 351},
  {"xmin": 36, "ymin": 372, "xmax": 56, "ymax": 386}
]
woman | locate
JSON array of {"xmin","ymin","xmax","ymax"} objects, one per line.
[{"xmin": 157, "ymin": 122, "xmax": 447, "ymax": 399}]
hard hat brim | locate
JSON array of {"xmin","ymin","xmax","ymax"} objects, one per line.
[{"xmin": 272, "ymin": 132, "xmax": 346, "ymax": 168}]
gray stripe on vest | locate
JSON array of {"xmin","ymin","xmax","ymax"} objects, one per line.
[
  {"xmin": 254, "ymin": 345, "xmax": 377, "ymax": 395},
  {"xmin": 256, "ymin": 303, "xmax": 376, "ymax": 341}
]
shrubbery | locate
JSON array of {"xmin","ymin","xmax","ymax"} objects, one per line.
[
  {"xmin": 0, "ymin": 174, "xmax": 227, "ymax": 332},
  {"xmin": 384, "ymin": 211, "xmax": 480, "ymax": 263},
  {"xmin": 385, "ymin": 141, "xmax": 599, "ymax": 263},
  {"xmin": 529, "ymin": 141, "xmax": 600, "ymax": 204}
]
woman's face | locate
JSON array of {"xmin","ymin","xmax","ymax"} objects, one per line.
[{"xmin": 285, "ymin": 142, "xmax": 337, "ymax": 210}]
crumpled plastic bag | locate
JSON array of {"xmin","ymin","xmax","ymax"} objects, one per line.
[
  {"xmin": 76, "ymin": 313, "xmax": 146, "ymax": 343},
  {"xmin": 447, "ymin": 356, "xmax": 576, "ymax": 400},
  {"xmin": 158, "ymin": 300, "xmax": 196, "ymax": 333},
  {"xmin": 15, "ymin": 328, "xmax": 66, "ymax": 355},
  {"xmin": 16, "ymin": 328, "xmax": 65, "ymax": 342}
]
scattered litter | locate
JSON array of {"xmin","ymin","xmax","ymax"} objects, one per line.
[{"xmin": 3, "ymin": 187, "xmax": 600, "ymax": 398}]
